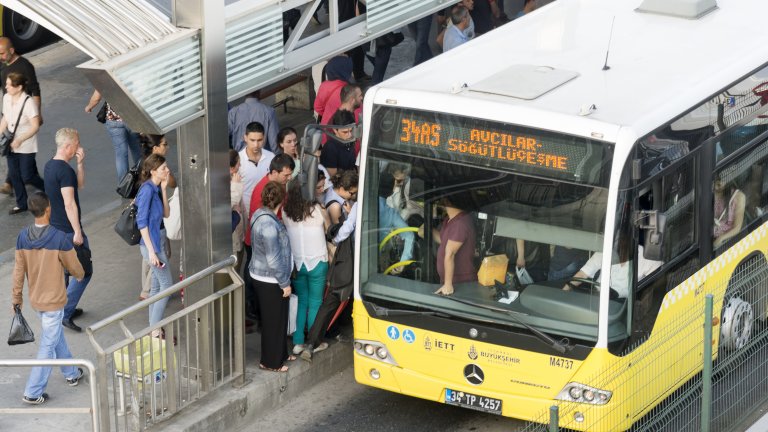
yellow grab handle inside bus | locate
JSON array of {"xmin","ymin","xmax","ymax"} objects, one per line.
[
  {"xmin": 384, "ymin": 260, "xmax": 417, "ymax": 275},
  {"xmin": 379, "ymin": 227, "xmax": 419, "ymax": 251}
]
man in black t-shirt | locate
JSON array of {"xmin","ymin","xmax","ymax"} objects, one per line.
[
  {"xmin": 44, "ymin": 128, "xmax": 90, "ymax": 332},
  {"xmin": 0, "ymin": 37, "xmax": 42, "ymax": 195},
  {"xmin": 320, "ymin": 109, "xmax": 357, "ymax": 176}
]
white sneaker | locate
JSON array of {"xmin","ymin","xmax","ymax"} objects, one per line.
[
  {"xmin": 292, "ymin": 344, "xmax": 306, "ymax": 355},
  {"xmin": 313, "ymin": 342, "xmax": 329, "ymax": 353}
]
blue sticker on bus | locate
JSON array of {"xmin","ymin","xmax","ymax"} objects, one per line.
[
  {"xmin": 403, "ymin": 329, "xmax": 416, "ymax": 344},
  {"xmin": 387, "ymin": 326, "xmax": 400, "ymax": 340}
]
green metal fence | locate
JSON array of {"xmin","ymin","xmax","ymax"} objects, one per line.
[{"xmin": 521, "ymin": 253, "xmax": 768, "ymax": 431}]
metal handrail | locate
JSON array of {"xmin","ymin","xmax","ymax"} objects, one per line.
[
  {"xmin": 0, "ymin": 359, "xmax": 100, "ymax": 431},
  {"xmin": 87, "ymin": 255, "xmax": 237, "ymax": 334},
  {"xmin": 85, "ymin": 255, "xmax": 244, "ymax": 431}
]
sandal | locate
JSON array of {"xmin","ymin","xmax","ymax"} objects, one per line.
[
  {"xmin": 287, "ymin": 355, "xmax": 297, "ymax": 362},
  {"xmin": 259, "ymin": 364, "xmax": 289, "ymax": 372}
]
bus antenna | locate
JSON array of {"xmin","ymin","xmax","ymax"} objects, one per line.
[{"xmin": 602, "ymin": 16, "xmax": 616, "ymax": 71}]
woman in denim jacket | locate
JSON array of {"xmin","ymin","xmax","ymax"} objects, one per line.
[{"xmin": 249, "ymin": 181, "xmax": 294, "ymax": 372}]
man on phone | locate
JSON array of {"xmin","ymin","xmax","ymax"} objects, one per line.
[{"xmin": 44, "ymin": 128, "xmax": 91, "ymax": 332}]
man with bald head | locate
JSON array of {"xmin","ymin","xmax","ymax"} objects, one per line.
[{"xmin": 0, "ymin": 36, "xmax": 42, "ymax": 195}]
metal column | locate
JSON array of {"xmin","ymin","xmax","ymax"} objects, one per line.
[{"xmin": 174, "ymin": 0, "xmax": 232, "ymax": 303}]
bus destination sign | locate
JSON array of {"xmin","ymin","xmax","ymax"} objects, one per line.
[
  {"xmin": 371, "ymin": 106, "xmax": 609, "ymax": 185},
  {"xmin": 398, "ymin": 118, "xmax": 569, "ymax": 172}
]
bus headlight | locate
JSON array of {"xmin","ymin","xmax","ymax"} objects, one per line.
[
  {"xmin": 354, "ymin": 339, "xmax": 398, "ymax": 366},
  {"xmin": 556, "ymin": 382, "xmax": 612, "ymax": 405},
  {"xmin": 376, "ymin": 347, "xmax": 389, "ymax": 359}
]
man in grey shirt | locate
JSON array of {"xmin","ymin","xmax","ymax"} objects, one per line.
[{"xmin": 228, "ymin": 91, "xmax": 279, "ymax": 152}]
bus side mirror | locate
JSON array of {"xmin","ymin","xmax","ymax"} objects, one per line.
[
  {"xmin": 635, "ymin": 210, "xmax": 666, "ymax": 261},
  {"xmin": 299, "ymin": 127, "xmax": 323, "ymax": 201}
]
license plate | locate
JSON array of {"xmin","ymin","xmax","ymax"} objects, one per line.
[{"xmin": 444, "ymin": 388, "xmax": 502, "ymax": 415}]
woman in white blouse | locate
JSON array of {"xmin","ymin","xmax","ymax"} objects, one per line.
[
  {"xmin": 282, "ymin": 180, "xmax": 331, "ymax": 355},
  {"xmin": 2, "ymin": 72, "xmax": 42, "ymax": 215}
]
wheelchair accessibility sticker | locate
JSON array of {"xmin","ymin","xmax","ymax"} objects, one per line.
[
  {"xmin": 387, "ymin": 325, "xmax": 400, "ymax": 340},
  {"xmin": 403, "ymin": 329, "xmax": 416, "ymax": 344}
]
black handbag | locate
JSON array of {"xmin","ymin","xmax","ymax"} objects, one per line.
[
  {"xmin": 75, "ymin": 244, "xmax": 93, "ymax": 277},
  {"xmin": 114, "ymin": 203, "xmax": 141, "ymax": 245},
  {"xmin": 8, "ymin": 304, "xmax": 34, "ymax": 345},
  {"xmin": 0, "ymin": 96, "xmax": 29, "ymax": 157},
  {"xmin": 116, "ymin": 161, "xmax": 141, "ymax": 199},
  {"xmin": 96, "ymin": 102, "xmax": 107, "ymax": 124}
]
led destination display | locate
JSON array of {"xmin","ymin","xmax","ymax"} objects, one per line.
[{"xmin": 371, "ymin": 106, "xmax": 610, "ymax": 185}]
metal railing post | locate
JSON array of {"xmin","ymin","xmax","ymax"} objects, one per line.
[
  {"xmin": 94, "ymin": 348, "xmax": 111, "ymax": 432},
  {"xmin": 232, "ymin": 267, "xmax": 246, "ymax": 388},
  {"xmin": 199, "ymin": 303, "xmax": 213, "ymax": 392},
  {"xmin": 0, "ymin": 359, "xmax": 100, "ymax": 431},
  {"xmin": 549, "ymin": 405, "xmax": 559, "ymax": 432},
  {"xmin": 702, "ymin": 294, "xmax": 714, "ymax": 432}
]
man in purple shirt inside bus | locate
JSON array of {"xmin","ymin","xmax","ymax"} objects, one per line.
[{"xmin": 421, "ymin": 196, "xmax": 476, "ymax": 296}]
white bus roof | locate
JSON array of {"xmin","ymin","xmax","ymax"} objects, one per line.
[{"xmin": 378, "ymin": 0, "xmax": 768, "ymax": 141}]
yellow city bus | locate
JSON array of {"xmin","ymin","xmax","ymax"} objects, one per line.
[{"xmin": 351, "ymin": 0, "xmax": 768, "ymax": 429}]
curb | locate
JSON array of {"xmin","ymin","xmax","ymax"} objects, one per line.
[{"xmin": 155, "ymin": 340, "xmax": 353, "ymax": 432}]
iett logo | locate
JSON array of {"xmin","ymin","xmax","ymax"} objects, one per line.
[{"xmin": 424, "ymin": 336, "xmax": 432, "ymax": 351}]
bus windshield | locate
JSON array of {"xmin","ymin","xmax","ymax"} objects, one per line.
[{"xmin": 359, "ymin": 105, "xmax": 619, "ymax": 343}]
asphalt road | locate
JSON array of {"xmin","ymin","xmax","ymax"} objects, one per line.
[{"xmin": 240, "ymin": 366, "xmax": 528, "ymax": 432}]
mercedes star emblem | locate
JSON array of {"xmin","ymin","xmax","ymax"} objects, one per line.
[{"xmin": 463, "ymin": 364, "xmax": 484, "ymax": 385}]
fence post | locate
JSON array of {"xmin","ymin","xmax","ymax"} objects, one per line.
[
  {"xmin": 701, "ymin": 294, "xmax": 713, "ymax": 432},
  {"xmin": 549, "ymin": 405, "xmax": 559, "ymax": 432}
]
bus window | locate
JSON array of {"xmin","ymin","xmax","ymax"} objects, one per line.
[
  {"xmin": 713, "ymin": 137, "xmax": 768, "ymax": 250},
  {"xmin": 360, "ymin": 149, "xmax": 612, "ymax": 342}
]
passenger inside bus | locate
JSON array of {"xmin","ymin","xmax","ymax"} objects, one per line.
[
  {"xmin": 562, "ymin": 247, "xmax": 662, "ymax": 298},
  {"xmin": 382, "ymin": 163, "xmax": 424, "ymax": 226},
  {"xmin": 376, "ymin": 194, "xmax": 415, "ymax": 275},
  {"xmin": 421, "ymin": 196, "xmax": 477, "ymax": 296},
  {"xmin": 547, "ymin": 246, "xmax": 589, "ymax": 281},
  {"xmin": 713, "ymin": 173, "xmax": 746, "ymax": 249}
]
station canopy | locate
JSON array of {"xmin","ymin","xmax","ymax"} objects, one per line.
[{"xmin": 1, "ymin": 0, "xmax": 447, "ymax": 133}]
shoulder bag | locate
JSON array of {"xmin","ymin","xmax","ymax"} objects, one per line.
[
  {"xmin": 0, "ymin": 96, "xmax": 29, "ymax": 157},
  {"xmin": 164, "ymin": 192, "xmax": 182, "ymax": 240},
  {"xmin": 114, "ymin": 202, "xmax": 141, "ymax": 245},
  {"xmin": 116, "ymin": 160, "xmax": 141, "ymax": 199},
  {"xmin": 96, "ymin": 101, "xmax": 107, "ymax": 124}
]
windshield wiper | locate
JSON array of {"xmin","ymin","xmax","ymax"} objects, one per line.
[
  {"xmin": 365, "ymin": 300, "xmax": 453, "ymax": 318},
  {"xmin": 437, "ymin": 295, "xmax": 571, "ymax": 354}
]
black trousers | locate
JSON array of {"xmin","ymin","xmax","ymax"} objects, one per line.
[
  {"xmin": 8, "ymin": 152, "xmax": 44, "ymax": 209},
  {"xmin": 254, "ymin": 279, "xmax": 289, "ymax": 369},
  {"xmin": 307, "ymin": 290, "xmax": 343, "ymax": 348},
  {"xmin": 243, "ymin": 245, "xmax": 260, "ymax": 322}
]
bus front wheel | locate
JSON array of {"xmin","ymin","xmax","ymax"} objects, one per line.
[{"xmin": 3, "ymin": 8, "xmax": 47, "ymax": 53}]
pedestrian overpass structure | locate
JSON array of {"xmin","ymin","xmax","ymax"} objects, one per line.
[{"xmin": 0, "ymin": 0, "xmax": 449, "ymax": 283}]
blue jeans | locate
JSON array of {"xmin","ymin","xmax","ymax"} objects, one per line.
[
  {"xmin": 408, "ymin": 15, "xmax": 434, "ymax": 66},
  {"xmin": 548, "ymin": 262, "xmax": 585, "ymax": 281},
  {"xmin": 24, "ymin": 309, "xmax": 79, "ymax": 398},
  {"xmin": 139, "ymin": 244, "xmax": 173, "ymax": 326},
  {"xmin": 7, "ymin": 151, "xmax": 44, "ymax": 209},
  {"xmin": 369, "ymin": 44, "xmax": 392, "ymax": 85},
  {"xmin": 292, "ymin": 262, "xmax": 328, "ymax": 345},
  {"xmin": 64, "ymin": 233, "xmax": 92, "ymax": 321},
  {"xmin": 105, "ymin": 120, "xmax": 141, "ymax": 184}
]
